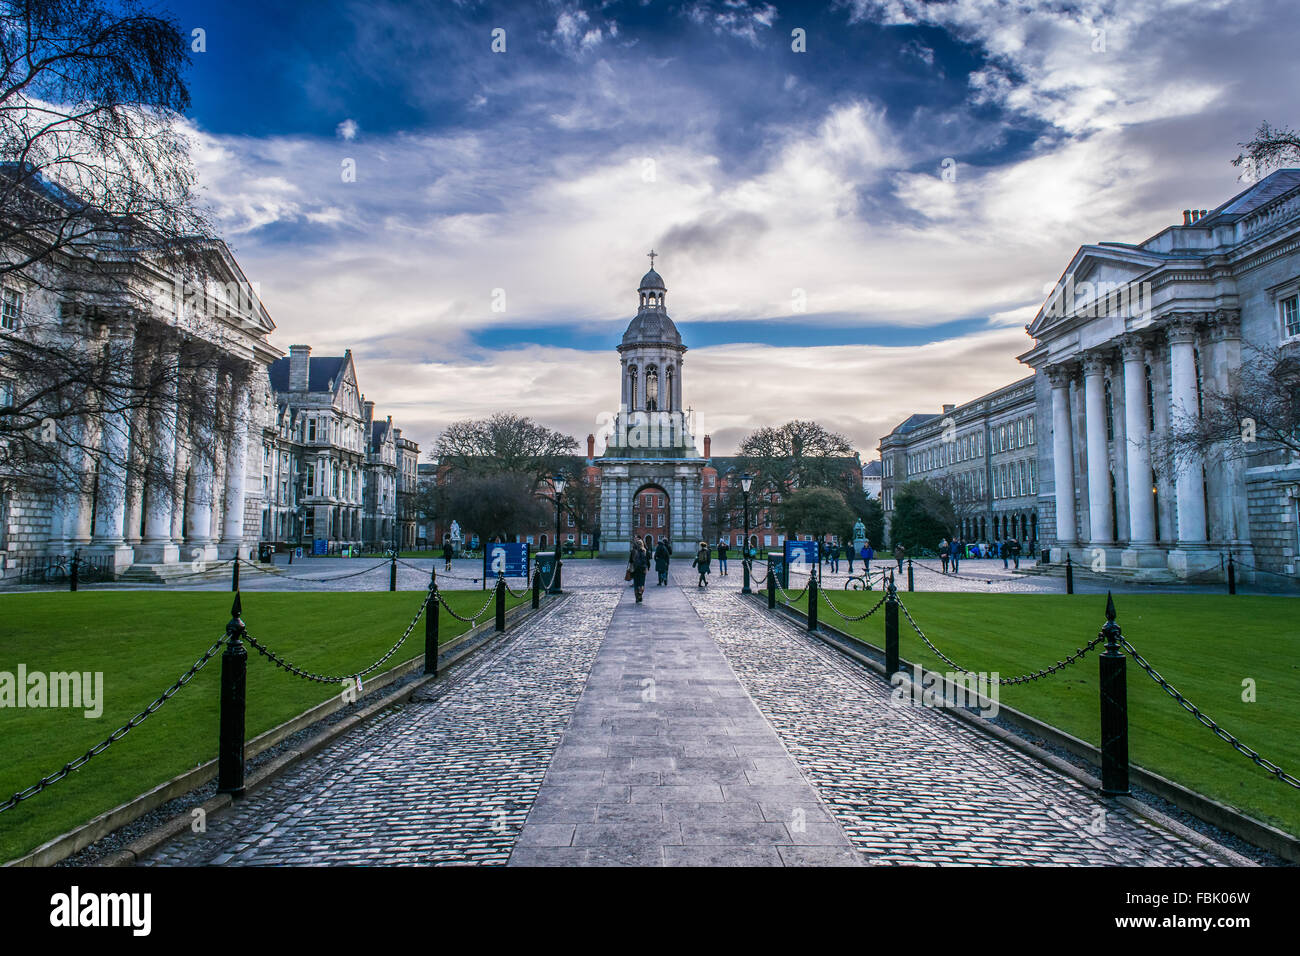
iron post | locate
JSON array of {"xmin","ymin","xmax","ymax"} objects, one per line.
[
  {"xmin": 217, "ymin": 593, "xmax": 248, "ymax": 795},
  {"xmin": 1098, "ymin": 592, "xmax": 1130, "ymax": 796}
]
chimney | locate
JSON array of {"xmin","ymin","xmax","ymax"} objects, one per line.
[
  {"xmin": 587, "ymin": 433, "xmax": 595, "ymax": 458},
  {"xmin": 1183, "ymin": 209, "xmax": 1192, "ymax": 225},
  {"xmin": 288, "ymin": 345, "xmax": 311, "ymax": 391},
  {"xmin": 704, "ymin": 434, "xmax": 712, "ymax": 458},
  {"xmin": 942, "ymin": 404, "xmax": 955, "ymax": 414},
  {"xmin": 363, "ymin": 399, "xmax": 375, "ymax": 423}
]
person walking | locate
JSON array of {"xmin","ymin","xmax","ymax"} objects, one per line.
[
  {"xmin": 629, "ymin": 538, "xmax": 650, "ymax": 603},
  {"xmin": 861, "ymin": 540, "xmax": 874, "ymax": 580},
  {"xmin": 716, "ymin": 539, "xmax": 729, "ymax": 576},
  {"xmin": 691, "ymin": 540, "xmax": 711, "ymax": 588},
  {"xmin": 828, "ymin": 542, "xmax": 840, "ymax": 573},
  {"xmin": 442, "ymin": 536, "xmax": 453, "ymax": 573},
  {"xmin": 894, "ymin": 542, "xmax": 906, "ymax": 573},
  {"xmin": 998, "ymin": 537, "xmax": 1008, "ymax": 569},
  {"xmin": 654, "ymin": 538, "xmax": 671, "ymax": 586},
  {"xmin": 950, "ymin": 537, "xmax": 961, "ymax": 574},
  {"xmin": 846, "ymin": 538, "xmax": 855, "ymax": 573},
  {"xmin": 1009, "ymin": 536, "xmax": 1022, "ymax": 569},
  {"xmin": 939, "ymin": 538, "xmax": 950, "ymax": 574}
]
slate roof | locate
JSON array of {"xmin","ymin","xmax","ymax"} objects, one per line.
[
  {"xmin": 1196, "ymin": 169, "xmax": 1300, "ymax": 226},
  {"xmin": 267, "ymin": 355, "xmax": 347, "ymax": 393}
]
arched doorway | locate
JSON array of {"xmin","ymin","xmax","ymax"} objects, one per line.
[{"xmin": 632, "ymin": 483, "xmax": 671, "ymax": 551}]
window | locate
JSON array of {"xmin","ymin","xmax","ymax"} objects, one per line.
[
  {"xmin": 1027, "ymin": 415, "xmax": 1035, "ymax": 445},
  {"xmin": 1018, "ymin": 420, "xmax": 1026, "ymax": 448},
  {"xmin": 1283, "ymin": 295, "xmax": 1300, "ymax": 338},
  {"xmin": 1, "ymin": 288, "xmax": 21, "ymax": 330},
  {"xmin": 308, "ymin": 419, "xmax": 317, "ymax": 443},
  {"xmin": 1029, "ymin": 460, "xmax": 1037, "ymax": 494}
]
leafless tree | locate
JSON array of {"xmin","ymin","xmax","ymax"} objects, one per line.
[
  {"xmin": 1234, "ymin": 121, "xmax": 1300, "ymax": 179},
  {"xmin": 434, "ymin": 412, "xmax": 578, "ymax": 484},
  {"xmin": 0, "ymin": 0, "xmax": 229, "ymax": 509},
  {"xmin": 1164, "ymin": 344, "xmax": 1300, "ymax": 467},
  {"xmin": 737, "ymin": 420, "xmax": 856, "ymax": 493}
]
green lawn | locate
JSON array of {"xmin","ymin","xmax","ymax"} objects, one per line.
[
  {"xmin": 810, "ymin": 590, "xmax": 1300, "ymax": 838},
  {"xmin": 0, "ymin": 589, "xmax": 523, "ymax": 863}
]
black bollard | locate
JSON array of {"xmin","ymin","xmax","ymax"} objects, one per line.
[
  {"xmin": 532, "ymin": 567, "xmax": 541, "ymax": 609},
  {"xmin": 496, "ymin": 574, "xmax": 506, "ymax": 632},
  {"xmin": 884, "ymin": 574, "xmax": 900, "ymax": 676},
  {"xmin": 1098, "ymin": 592, "xmax": 1130, "ymax": 796},
  {"xmin": 231, "ymin": 559, "xmax": 239, "ymax": 592},
  {"xmin": 907, "ymin": 557, "xmax": 914, "ymax": 593},
  {"xmin": 742, "ymin": 557, "xmax": 751, "ymax": 595},
  {"xmin": 1227, "ymin": 553, "xmax": 1236, "ymax": 595},
  {"xmin": 217, "ymin": 593, "xmax": 248, "ymax": 796},
  {"xmin": 389, "ymin": 552, "xmax": 398, "ymax": 592},
  {"xmin": 767, "ymin": 566, "xmax": 776, "ymax": 609},
  {"xmin": 424, "ymin": 569, "xmax": 439, "ymax": 676},
  {"xmin": 69, "ymin": 549, "xmax": 79, "ymax": 592},
  {"xmin": 807, "ymin": 572, "xmax": 818, "ymax": 631},
  {"xmin": 1066, "ymin": 553, "xmax": 1075, "ymax": 594}
]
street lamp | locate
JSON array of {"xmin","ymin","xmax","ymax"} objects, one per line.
[
  {"xmin": 550, "ymin": 473, "xmax": 566, "ymax": 593},
  {"xmin": 741, "ymin": 472, "xmax": 753, "ymax": 593}
]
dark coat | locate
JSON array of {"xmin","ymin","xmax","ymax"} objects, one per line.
[
  {"xmin": 691, "ymin": 548, "xmax": 711, "ymax": 573},
  {"xmin": 629, "ymin": 546, "xmax": 650, "ymax": 586},
  {"xmin": 654, "ymin": 542, "xmax": 670, "ymax": 572}
]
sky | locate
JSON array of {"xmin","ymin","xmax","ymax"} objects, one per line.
[{"xmin": 164, "ymin": 0, "xmax": 1300, "ymax": 459}]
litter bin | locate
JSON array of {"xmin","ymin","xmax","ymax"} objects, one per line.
[
  {"xmin": 536, "ymin": 550, "xmax": 559, "ymax": 593},
  {"xmin": 767, "ymin": 551, "xmax": 787, "ymax": 590},
  {"xmin": 257, "ymin": 543, "xmax": 273, "ymax": 563}
]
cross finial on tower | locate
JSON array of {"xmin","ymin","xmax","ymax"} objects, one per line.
[{"xmin": 647, "ymin": 249, "xmax": 657, "ymax": 269}]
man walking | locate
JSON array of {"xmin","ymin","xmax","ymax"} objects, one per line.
[
  {"xmin": 654, "ymin": 538, "xmax": 671, "ymax": 586},
  {"xmin": 1009, "ymin": 536, "xmax": 1022, "ymax": 570},
  {"xmin": 950, "ymin": 537, "xmax": 961, "ymax": 574},
  {"xmin": 894, "ymin": 542, "xmax": 906, "ymax": 573},
  {"xmin": 716, "ymin": 538, "xmax": 729, "ymax": 576}
]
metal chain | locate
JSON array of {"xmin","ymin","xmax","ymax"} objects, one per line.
[
  {"xmin": 1120, "ymin": 637, "xmax": 1300, "ymax": 789},
  {"xmin": 894, "ymin": 595, "xmax": 1104, "ymax": 685},
  {"xmin": 776, "ymin": 578, "xmax": 810, "ymax": 604},
  {"xmin": 0, "ymin": 634, "xmax": 228, "ymax": 814},
  {"xmin": 821, "ymin": 587, "xmax": 887, "ymax": 623},
  {"xmin": 437, "ymin": 587, "xmax": 497, "ymax": 625},
  {"xmin": 243, "ymin": 588, "xmax": 432, "ymax": 684}
]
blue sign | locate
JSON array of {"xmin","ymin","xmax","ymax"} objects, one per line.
[
  {"xmin": 785, "ymin": 539, "xmax": 818, "ymax": 573},
  {"xmin": 312, "ymin": 538, "xmax": 328, "ymax": 556},
  {"xmin": 484, "ymin": 542, "xmax": 530, "ymax": 578}
]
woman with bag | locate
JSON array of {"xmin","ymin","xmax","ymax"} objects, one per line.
[
  {"xmin": 690, "ymin": 540, "xmax": 711, "ymax": 588},
  {"xmin": 654, "ymin": 538, "xmax": 671, "ymax": 586},
  {"xmin": 628, "ymin": 539, "xmax": 650, "ymax": 603}
]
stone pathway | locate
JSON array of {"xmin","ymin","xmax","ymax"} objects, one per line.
[
  {"xmin": 509, "ymin": 586, "xmax": 859, "ymax": 866},
  {"xmin": 139, "ymin": 562, "xmax": 1237, "ymax": 866}
]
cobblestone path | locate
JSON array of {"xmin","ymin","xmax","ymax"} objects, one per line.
[
  {"xmin": 142, "ymin": 588, "xmax": 620, "ymax": 865},
  {"xmin": 681, "ymin": 582, "xmax": 1230, "ymax": 866},
  {"xmin": 141, "ymin": 560, "xmax": 1236, "ymax": 866},
  {"xmin": 509, "ymin": 586, "xmax": 860, "ymax": 866}
]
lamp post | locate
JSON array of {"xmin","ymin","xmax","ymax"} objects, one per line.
[
  {"xmin": 741, "ymin": 473, "xmax": 753, "ymax": 594},
  {"xmin": 550, "ymin": 473, "xmax": 566, "ymax": 593}
]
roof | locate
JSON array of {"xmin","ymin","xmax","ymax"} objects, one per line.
[
  {"xmin": 890, "ymin": 413, "xmax": 942, "ymax": 435},
  {"xmin": 267, "ymin": 355, "xmax": 347, "ymax": 393},
  {"xmin": 862, "ymin": 460, "xmax": 882, "ymax": 477},
  {"xmin": 1196, "ymin": 169, "xmax": 1300, "ymax": 227},
  {"xmin": 621, "ymin": 308, "xmax": 682, "ymax": 348},
  {"xmin": 639, "ymin": 268, "xmax": 665, "ymax": 291}
]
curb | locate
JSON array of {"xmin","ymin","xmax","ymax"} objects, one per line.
[{"xmin": 755, "ymin": 592, "xmax": 1288, "ymax": 866}]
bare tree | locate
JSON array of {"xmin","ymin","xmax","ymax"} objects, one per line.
[
  {"xmin": 434, "ymin": 413, "xmax": 578, "ymax": 483},
  {"xmin": 1164, "ymin": 344, "xmax": 1300, "ymax": 465},
  {"xmin": 1234, "ymin": 121, "xmax": 1300, "ymax": 179},
  {"xmin": 737, "ymin": 420, "xmax": 855, "ymax": 493},
  {"xmin": 0, "ymin": 0, "xmax": 229, "ymax": 510}
]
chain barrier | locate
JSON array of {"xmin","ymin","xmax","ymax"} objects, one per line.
[
  {"xmin": 436, "ymin": 587, "xmax": 497, "ymax": 626},
  {"xmin": 776, "ymin": 577, "xmax": 810, "ymax": 605},
  {"xmin": 1119, "ymin": 637, "xmax": 1300, "ymax": 789},
  {"xmin": 821, "ymin": 587, "xmax": 887, "ymax": 623},
  {"xmin": 243, "ymin": 588, "xmax": 432, "ymax": 684},
  {"xmin": 0, "ymin": 634, "xmax": 228, "ymax": 814},
  {"xmin": 894, "ymin": 594, "xmax": 1104, "ymax": 686},
  {"xmin": 1222, "ymin": 554, "xmax": 1299, "ymax": 583}
]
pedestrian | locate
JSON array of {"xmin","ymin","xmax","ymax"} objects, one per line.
[
  {"xmin": 654, "ymin": 537, "xmax": 671, "ymax": 586},
  {"xmin": 846, "ymin": 539, "xmax": 855, "ymax": 573},
  {"xmin": 691, "ymin": 540, "xmax": 711, "ymax": 588},
  {"xmin": 628, "ymin": 538, "xmax": 650, "ymax": 603},
  {"xmin": 1010, "ymin": 537, "xmax": 1022, "ymax": 569},
  {"xmin": 939, "ymin": 538, "xmax": 950, "ymax": 574},
  {"xmin": 894, "ymin": 542, "xmax": 906, "ymax": 573},
  {"xmin": 950, "ymin": 537, "xmax": 961, "ymax": 574},
  {"xmin": 998, "ymin": 537, "xmax": 1008, "ymax": 569},
  {"xmin": 442, "ymin": 536, "xmax": 453, "ymax": 572},
  {"xmin": 861, "ymin": 541, "xmax": 874, "ymax": 580},
  {"xmin": 828, "ymin": 542, "xmax": 840, "ymax": 573},
  {"xmin": 716, "ymin": 538, "xmax": 729, "ymax": 576}
]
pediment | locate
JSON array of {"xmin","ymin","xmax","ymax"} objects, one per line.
[{"xmin": 1028, "ymin": 244, "xmax": 1165, "ymax": 337}]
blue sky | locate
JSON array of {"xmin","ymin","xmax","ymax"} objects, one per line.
[{"xmin": 167, "ymin": 0, "xmax": 1300, "ymax": 456}]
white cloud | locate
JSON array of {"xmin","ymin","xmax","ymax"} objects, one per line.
[{"xmin": 336, "ymin": 118, "xmax": 359, "ymax": 141}]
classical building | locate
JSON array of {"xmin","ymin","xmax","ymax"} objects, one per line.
[
  {"xmin": 1020, "ymin": 170, "xmax": 1300, "ymax": 582},
  {"xmin": 595, "ymin": 257, "xmax": 705, "ymax": 556},
  {"xmin": 861, "ymin": 459, "xmax": 882, "ymax": 499},
  {"xmin": 0, "ymin": 231, "xmax": 279, "ymax": 580},
  {"xmin": 878, "ymin": 376, "xmax": 1040, "ymax": 550}
]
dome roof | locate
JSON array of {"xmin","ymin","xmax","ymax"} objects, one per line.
[
  {"xmin": 638, "ymin": 268, "xmax": 666, "ymax": 291},
  {"xmin": 621, "ymin": 309, "xmax": 682, "ymax": 348}
]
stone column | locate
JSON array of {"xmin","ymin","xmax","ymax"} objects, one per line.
[
  {"xmin": 1120, "ymin": 336, "xmax": 1158, "ymax": 567},
  {"xmin": 219, "ymin": 366, "xmax": 252, "ymax": 559},
  {"xmin": 1167, "ymin": 317, "xmax": 1207, "ymax": 544},
  {"xmin": 1207, "ymin": 311, "xmax": 1249, "ymax": 551},
  {"xmin": 1048, "ymin": 365, "xmax": 1078, "ymax": 553},
  {"xmin": 88, "ymin": 327, "xmax": 138, "ymax": 572},
  {"xmin": 186, "ymin": 361, "xmax": 220, "ymax": 559},
  {"xmin": 1082, "ymin": 352, "xmax": 1113, "ymax": 546},
  {"xmin": 135, "ymin": 342, "xmax": 180, "ymax": 565}
]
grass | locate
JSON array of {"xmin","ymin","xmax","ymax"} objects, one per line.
[
  {"xmin": 0, "ymin": 588, "xmax": 523, "ymax": 863},
  {"xmin": 810, "ymin": 589, "xmax": 1300, "ymax": 838}
]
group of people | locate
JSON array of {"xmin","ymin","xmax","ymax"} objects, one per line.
[
  {"xmin": 626, "ymin": 537, "xmax": 751, "ymax": 602},
  {"xmin": 934, "ymin": 536, "xmax": 1026, "ymax": 572}
]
